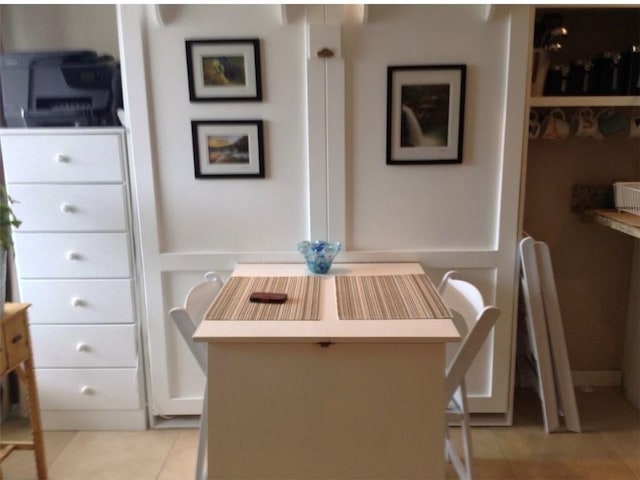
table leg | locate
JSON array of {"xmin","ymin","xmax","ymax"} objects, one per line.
[{"xmin": 22, "ymin": 358, "xmax": 47, "ymax": 480}]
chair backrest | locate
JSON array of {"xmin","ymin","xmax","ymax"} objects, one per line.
[
  {"xmin": 184, "ymin": 271, "xmax": 224, "ymax": 326},
  {"xmin": 439, "ymin": 271, "xmax": 500, "ymax": 406},
  {"xmin": 170, "ymin": 308, "xmax": 208, "ymax": 372},
  {"xmin": 169, "ymin": 271, "xmax": 224, "ymax": 373}
]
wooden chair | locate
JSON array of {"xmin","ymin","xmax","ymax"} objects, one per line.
[
  {"xmin": 438, "ymin": 271, "xmax": 500, "ymax": 480},
  {"xmin": 169, "ymin": 271, "xmax": 224, "ymax": 480}
]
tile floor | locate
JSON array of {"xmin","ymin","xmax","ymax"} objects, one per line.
[{"xmin": 1, "ymin": 387, "xmax": 638, "ymax": 480}]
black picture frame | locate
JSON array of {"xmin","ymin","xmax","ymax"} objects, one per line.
[
  {"xmin": 192, "ymin": 120, "xmax": 265, "ymax": 178},
  {"xmin": 386, "ymin": 64, "xmax": 466, "ymax": 164},
  {"xmin": 186, "ymin": 38, "xmax": 262, "ymax": 102}
]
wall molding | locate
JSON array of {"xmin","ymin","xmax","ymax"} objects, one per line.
[
  {"xmin": 155, "ymin": 249, "xmax": 501, "ymax": 273},
  {"xmin": 281, "ymin": 4, "xmax": 367, "ymax": 26},
  {"xmin": 305, "ymin": 24, "xmax": 346, "ymax": 242}
]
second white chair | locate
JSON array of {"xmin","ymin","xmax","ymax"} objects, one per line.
[
  {"xmin": 438, "ymin": 270, "xmax": 500, "ymax": 480},
  {"xmin": 169, "ymin": 271, "xmax": 224, "ymax": 480}
]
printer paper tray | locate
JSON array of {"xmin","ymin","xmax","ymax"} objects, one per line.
[{"xmin": 22, "ymin": 109, "xmax": 95, "ymax": 127}]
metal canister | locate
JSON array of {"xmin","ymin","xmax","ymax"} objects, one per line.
[
  {"xmin": 623, "ymin": 45, "xmax": 640, "ymax": 95},
  {"xmin": 544, "ymin": 64, "xmax": 570, "ymax": 96},
  {"xmin": 568, "ymin": 60, "xmax": 594, "ymax": 95},
  {"xmin": 594, "ymin": 51, "xmax": 624, "ymax": 95}
]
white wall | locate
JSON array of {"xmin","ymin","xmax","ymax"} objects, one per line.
[
  {"xmin": 119, "ymin": 5, "xmax": 316, "ymax": 418},
  {"xmin": 119, "ymin": 4, "xmax": 529, "ymax": 420},
  {"xmin": 147, "ymin": 6, "xmax": 308, "ymax": 253},
  {"xmin": 344, "ymin": 6, "xmax": 506, "ymax": 251},
  {"xmin": 2, "ymin": 5, "xmax": 119, "ymax": 57}
]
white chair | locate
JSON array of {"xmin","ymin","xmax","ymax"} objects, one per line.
[
  {"xmin": 438, "ymin": 271, "xmax": 500, "ymax": 480},
  {"xmin": 169, "ymin": 271, "xmax": 224, "ymax": 480}
]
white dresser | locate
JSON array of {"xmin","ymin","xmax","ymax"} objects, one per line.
[{"xmin": 1, "ymin": 128, "xmax": 146, "ymax": 430}]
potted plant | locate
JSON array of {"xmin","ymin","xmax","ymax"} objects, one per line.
[{"xmin": 0, "ymin": 186, "xmax": 21, "ymax": 316}]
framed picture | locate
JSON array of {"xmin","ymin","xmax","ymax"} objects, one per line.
[
  {"xmin": 186, "ymin": 38, "xmax": 262, "ymax": 102},
  {"xmin": 386, "ymin": 64, "xmax": 466, "ymax": 165},
  {"xmin": 192, "ymin": 120, "xmax": 264, "ymax": 178}
]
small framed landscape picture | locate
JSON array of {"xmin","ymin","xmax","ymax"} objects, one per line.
[
  {"xmin": 186, "ymin": 38, "xmax": 262, "ymax": 102},
  {"xmin": 191, "ymin": 120, "xmax": 264, "ymax": 178},
  {"xmin": 386, "ymin": 64, "xmax": 466, "ymax": 165}
]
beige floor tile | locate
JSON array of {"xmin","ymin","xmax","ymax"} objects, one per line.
[
  {"xmin": 493, "ymin": 429, "xmax": 637, "ymax": 479},
  {"xmin": 603, "ymin": 430, "xmax": 640, "ymax": 478},
  {"xmin": 2, "ymin": 387, "xmax": 638, "ymax": 479},
  {"xmin": 156, "ymin": 428, "xmax": 200, "ymax": 480},
  {"xmin": 445, "ymin": 428, "xmax": 516, "ymax": 479},
  {"xmin": 2, "ymin": 416, "xmax": 34, "ymax": 441},
  {"xmin": 47, "ymin": 430, "xmax": 179, "ymax": 480},
  {"xmin": 493, "ymin": 387, "xmax": 640, "ymax": 479},
  {"xmin": 1, "ymin": 418, "xmax": 75, "ymax": 480}
]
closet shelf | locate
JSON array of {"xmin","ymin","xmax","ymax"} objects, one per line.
[{"xmin": 530, "ymin": 96, "xmax": 640, "ymax": 108}]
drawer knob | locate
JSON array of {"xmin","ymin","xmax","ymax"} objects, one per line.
[
  {"xmin": 80, "ymin": 386, "xmax": 94, "ymax": 395},
  {"xmin": 71, "ymin": 297, "xmax": 84, "ymax": 307},
  {"xmin": 66, "ymin": 251, "xmax": 80, "ymax": 261},
  {"xmin": 55, "ymin": 154, "xmax": 70, "ymax": 163},
  {"xmin": 60, "ymin": 203, "xmax": 75, "ymax": 213},
  {"xmin": 76, "ymin": 343, "xmax": 90, "ymax": 353}
]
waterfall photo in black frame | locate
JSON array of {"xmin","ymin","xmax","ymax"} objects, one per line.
[{"xmin": 386, "ymin": 64, "xmax": 466, "ymax": 164}]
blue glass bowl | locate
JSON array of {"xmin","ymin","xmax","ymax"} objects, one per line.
[{"xmin": 297, "ymin": 240, "xmax": 342, "ymax": 274}]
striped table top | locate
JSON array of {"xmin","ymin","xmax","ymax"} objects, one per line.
[
  {"xmin": 335, "ymin": 274, "xmax": 451, "ymax": 320},
  {"xmin": 204, "ymin": 276, "xmax": 322, "ymax": 321}
]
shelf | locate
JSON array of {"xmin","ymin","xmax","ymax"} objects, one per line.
[
  {"xmin": 584, "ymin": 209, "xmax": 640, "ymax": 240},
  {"xmin": 530, "ymin": 96, "xmax": 640, "ymax": 108}
]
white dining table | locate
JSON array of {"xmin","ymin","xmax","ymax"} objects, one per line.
[{"xmin": 194, "ymin": 262, "xmax": 459, "ymax": 480}]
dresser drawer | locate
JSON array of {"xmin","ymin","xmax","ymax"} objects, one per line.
[
  {"xmin": 1, "ymin": 133, "xmax": 125, "ymax": 183},
  {"xmin": 14, "ymin": 232, "xmax": 132, "ymax": 278},
  {"xmin": 7, "ymin": 184, "xmax": 128, "ymax": 232},
  {"xmin": 1, "ymin": 310, "xmax": 30, "ymax": 368},
  {"xmin": 19, "ymin": 279, "xmax": 135, "ymax": 325},
  {"xmin": 36, "ymin": 368, "xmax": 141, "ymax": 410},
  {"xmin": 31, "ymin": 325, "xmax": 137, "ymax": 368}
]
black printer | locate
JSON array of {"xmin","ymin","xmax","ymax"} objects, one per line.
[{"xmin": 0, "ymin": 50, "xmax": 122, "ymax": 127}]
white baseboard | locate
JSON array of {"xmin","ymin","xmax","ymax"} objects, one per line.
[
  {"xmin": 41, "ymin": 409, "xmax": 147, "ymax": 431},
  {"xmin": 151, "ymin": 414, "xmax": 200, "ymax": 429},
  {"xmin": 571, "ymin": 370, "xmax": 622, "ymax": 387}
]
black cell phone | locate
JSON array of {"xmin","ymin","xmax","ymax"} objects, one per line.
[{"xmin": 249, "ymin": 292, "xmax": 288, "ymax": 304}]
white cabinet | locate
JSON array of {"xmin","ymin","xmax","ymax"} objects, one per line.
[
  {"xmin": 8, "ymin": 184, "xmax": 128, "ymax": 232},
  {"xmin": 35, "ymin": 369, "xmax": 142, "ymax": 411},
  {"xmin": 30, "ymin": 325, "xmax": 138, "ymax": 367},
  {"xmin": 19, "ymin": 279, "xmax": 135, "ymax": 325},
  {"xmin": 14, "ymin": 233, "xmax": 132, "ymax": 278},
  {"xmin": 1, "ymin": 128, "xmax": 146, "ymax": 430},
  {"xmin": 0, "ymin": 133, "xmax": 125, "ymax": 182}
]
